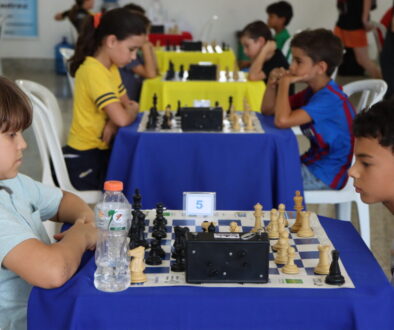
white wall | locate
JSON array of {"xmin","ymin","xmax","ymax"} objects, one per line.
[{"xmin": 1, "ymin": 0, "xmax": 391, "ymax": 59}]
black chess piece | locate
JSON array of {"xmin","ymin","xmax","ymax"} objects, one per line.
[
  {"xmin": 175, "ymin": 100, "xmax": 181, "ymax": 117},
  {"xmin": 161, "ymin": 113, "xmax": 171, "ymax": 129},
  {"xmin": 178, "ymin": 64, "xmax": 184, "ymax": 80},
  {"xmin": 227, "ymin": 96, "xmax": 233, "ymax": 115},
  {"xmin": 221, "ymin": 42, "xmax": 226, "ymax": 51},
  {"xmin": 214, "ymin": 101, "xmax": 219, "ymax": 108},
  {"xmin": 208, "ymin": 222, "xmax": 216, "ymax": 233},
  {"xmin": 325, "ymin": 250, "xmax": 345, "ymax": 285},
  {"xmin": 171, "ymin": 242, "xmax": 185, "ymax": 272},
  {"xmin": 146, "ymin": 239, "xmax": 162, "ymax": 265},
  {"xmin": 172, "ymin": 43, "xmax": 177, "ymax": 51},
  {"xmin": 166, "ymin": 60, "xmax": 175, "ymax": 80},
  {"xmin": 165, "ymin": 40, "xmax": 171, "ymax": 51},
  {"xmin": 132, "ymin": 188, "xmax": 142, "ymax": 210}
]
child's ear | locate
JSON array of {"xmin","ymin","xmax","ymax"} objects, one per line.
[
  {"xmin": 258, "ymin": 36, "xmax": 266, "ymax": 47},
  {"xmin": 316, "ymin": 61, "xmax": 328, "ymax": 75},
  {"xmin": 105, "ymin": 34, "xmax": 118, "ymax": 48}
]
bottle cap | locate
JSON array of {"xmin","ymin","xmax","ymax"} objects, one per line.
[{"xmin": 104, "ymin": 180, "xmax": 123, "ymax": 191}]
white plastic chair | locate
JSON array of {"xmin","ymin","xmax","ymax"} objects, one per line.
[
  {"xmin": 16, "ymin": 79, "xmax": 65, "ymax": 145},
  {"xmin": 303, "ymin": 79, "xmax": 387, "ymax": 248},
  {"xmin": 281, "ymin": 36, "xmax": 292, "ymax": 63},
  {"xmin": 59, "ymin": 48, "xmax": 75, "ymax": 95},
  {"xmin": 17, "ymin": 80, "xmax": 102, "ymax": 206}
]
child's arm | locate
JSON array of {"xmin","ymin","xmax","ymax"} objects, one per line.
[
  {"xmin": 2, "ymin": 218, "xmax": 96, "ymax": 289},
  {"xmin": 273, "ymin": 74, "xmax": 312, "ymax": 128},
  {"xmin": 261, "ymin": 67, "xmax": 286, "ymax": 115},
  {"xmin": 362, "ymin": 0, "xmax": 374, "ymax": 31},
  {"xmin": 248, "ymin": 40, "xmax": 277, "ymax": 81},
  {"xmin": 103, "ymin": 96, "xmax": 139, "ymax": 127},
  {"xmin": 132, "ymin": 42, "xmax": 158, "ymax": 79},
  {"xmin": 50, "ymin": 191, "xmax": 94, "ymax": 225}
]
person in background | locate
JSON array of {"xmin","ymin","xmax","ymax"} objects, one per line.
[
  {"xmin": 380, "ymin": 1, "xmax": 394, "ymax": 99},
  {"xmin": 120, "ymin": 3, "xmax": 158, "ymax": 101},
  {"xmin": 262, "ymin": 29, "xmax": 356, "ymax": 190},
  {"xmin": 0, "ymin": 76, "xmax": 97, "ymax": 330},
  {"xmin": 54, "ymin": 0, "xmax": 95, "ymax": 33},
  {"xmin": 266, "ymin": 1, "xmax": 293, "ymax": 52},
  {"xmin": 66, "ymin": 9, "xmax": 148, "ymax": 190},
  {"xmin": 334, "ymin": 0, "xmax": 382, "ymax": 78},
  {"xmin": 240, "ymin": 20, "xmax": 288, "ymax": 82}
]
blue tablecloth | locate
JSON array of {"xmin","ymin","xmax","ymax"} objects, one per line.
[
  {"xmin": 28, "ymin": 217, "xmax": 394, "ymax": 330},
  {"xmin": 106, "ymin": 114, "xmax": 303, "ymax": 210}
]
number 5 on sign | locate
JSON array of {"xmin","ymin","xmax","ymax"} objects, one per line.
[{"xmin": 183, "ymin": 192, "xmax": 216, "ymax": 216}]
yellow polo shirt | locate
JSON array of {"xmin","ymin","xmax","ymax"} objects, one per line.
[{"xmin": 67, "ymin": 56, "xmax": 126, "ymax": 150}]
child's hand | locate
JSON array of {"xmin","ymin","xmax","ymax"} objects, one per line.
[
  {"xmin": 280, "ymin": 72, "xmax": 308, "ymax": 85},
  {"xmin": 54, "ymin": 218, "xmax": 97, "ymax": 251},
  {"xmin": 101, "ymin": 120, "xmax": 118, "ymax": 145},
  {"xmin": 267, "ymin": 67, "xmax": 288, "ymax": 87}
]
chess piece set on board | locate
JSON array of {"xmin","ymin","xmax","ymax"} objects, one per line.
[
  {"xmin": 261, "ymin": 191, "xmax": 345, "ymax": 285},
  {"xmin": 128, "ymin": 189, "xmax": 345, "ymax": 285},
  {"xmin": 145, "ymin": 94, "xmax": 183, "ymax": 130},
  {"xmin": 202, "ymin": 41, "xmax": 229, "ymax": 53},
  {"xmin": 225, "ymin": 96, "xmax": 254, "ymax": 132}
]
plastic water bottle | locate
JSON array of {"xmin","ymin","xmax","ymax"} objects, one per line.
[{"xmin": 94, "ymin": 181, "xmax": 131, "ymax": 292}]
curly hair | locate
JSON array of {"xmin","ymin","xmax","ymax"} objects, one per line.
[{"xmin": 353, "ymin": 100, "xmax": 394, "ymax": 153}]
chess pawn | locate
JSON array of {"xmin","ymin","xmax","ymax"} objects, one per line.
[
  {"xmin": 229, "ymin": 221, "xmax": 241, "ymax": 233},
  {"xmin": 314, "ymin": 245, "xmax": 331, "ymax": 275},
  {"xmin": 297, "ymin": 211, "xmax": 314, "ymax": 238},
  {"xmin": 272, "ymin": 229, "xmax": 289, "ymax": 252},
  {"xmin": 278, "ymin": 203, "xmax": 289, "ymax": 227},
  {"xmin": 225, "ymin": 66, "xmax": 230, "ymax": 81},
  {"xmin": 282, "ymin": 247, "xmax": 300, "ymax": 274},
  {"xmin": 274, "ymin": 235, "xmax": 289, "ymax": 264},
  {"xmin": 128, "ymin": 246, "xmax": 147, "ymax": 283},
  {"xmin": 251, "ymin": 203, "xmax": 263, "ymax": 232},
  {"xmin": 233, "ymin": 62, "xmax": 240, "ymax": 81},
  {"xmin": 232, "ymin": 114, "xmax": 240, "ymax": 131}
]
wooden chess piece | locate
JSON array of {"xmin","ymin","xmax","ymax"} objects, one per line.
[
  {"xmin": 325, "ymin": 250, "xmax": 345, "ymax": 285},
  {"xmin": 291, "ymin": 190, "xmax": 304, "ymax": 233},
  {"xmin": 274, "ymin": 234, "xmax": 290, "ymax": 264},
  {"xmin": 314, "ymin": 245, "xmax": 331, "ymax": 275},
  {"xmin": 128, "ymin": 246, "xmax": 147, "ymax": 283},
  {"xmin": 278, "ymin": 203, "xmax": 289, "ymax": 227},
  {"xmin": 282, "ymin": 247, "xmax": 300, "ymax": 274},
  {"xmin": 229, "ymin": 221, "xmax": 241, "ymax": 233},
  {"xmin": 233, "ymin": 61, "xmax": 240, "ymax": 81},
  {"xmin": 251, "ymin": 203, "xmax": 263, "ymax": 232},
  {"xmin": 297, "ymin": 211, "xmax": 314, "ymax": 237},
  {"xmin": 245, "ymin": 115, "xmax": 254, "ymax": 131},
  {"xmin": 225, "ymin": 66, "xmax": 230, "ymax": 81},
  {"xmin": 201, "ymin": 221, "xmax": 210, "ymax": 232},
  {"xmin": 266, "ymin": 208, "xmax": 277, "ymax": 233},
  {"xmin": 272, "ymin": 229, "xmax": 289, "ymax": 252},
  {"xmin": 232, "ymin": 114, "xmax": 240, "ymax": 131},
  {"xmin": 268, "ymin": 209, "xmax": 279, "ymax": 239}
]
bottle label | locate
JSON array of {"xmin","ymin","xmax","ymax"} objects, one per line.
[{"xmin": 96, "ymin": 208, "xmax": 129, "ymax": 231}]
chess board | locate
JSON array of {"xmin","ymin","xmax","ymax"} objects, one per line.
[
  {"xmin": 130, "ymin": 210, "xmax": 355, "ymax": 289},
  {"xmin": 137, "ymin": 111, "xmax": 265, "ymax": 134}
]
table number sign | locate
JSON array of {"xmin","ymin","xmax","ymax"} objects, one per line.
[{"xmin": 183, "ymin": 192, "xmax": 216, "ymax": 216}]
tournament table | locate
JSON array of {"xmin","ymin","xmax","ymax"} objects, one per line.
[
  {"xmin": 139, "ymin": 76, "xmax": 265, "ymax": 112},
  {"xmin": 148, "ymin": 32, "xmax": 193, "ymax": 47},
  {"xmin": 155, "ymin": 48, "xmax": 237, "ymax": 73},
  {"xmin": 27, "ymin": 217, "xmax": 394, "ymax": 330},
  {"xmin": 105, "ymin": 113, "xmax": 302, "ymax": 210}
]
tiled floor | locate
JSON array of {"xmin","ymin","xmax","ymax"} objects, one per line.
[{"xmin": 3, "ymin": 58, "xmax": 393, "ymax": 279}]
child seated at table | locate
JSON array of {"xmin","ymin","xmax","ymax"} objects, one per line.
[
  {"xmin": 66, "ymin": 8, "xmax": 148, "ymax": 190},
  {"xmin": 240, "ymin": 20, "xmax": 289, "ymax": 82},
  {"xmin": 0, "ymin": 76, "xmax": 97, "ymax": 330},
  {"xmin": 349, "ymin": 100, "xmax": 394, "ymax": 213},
  {"xmin": 261, "ymin": 28, "xmax": 356, "ymax": 190},
  {"xmin": 119, "ymin": 3, "xmax": 159, "ymax": 101},
  {"xmin": 266, "ymin": 1, "xmax": 293, "ymax": 54}
]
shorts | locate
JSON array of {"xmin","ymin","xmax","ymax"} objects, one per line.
[
  {"xmin": 334, "ymin": 26, "xmax": 368, "ymax": 48},
  {"xmin": 301, "ymin": 164, "xmax": 331, "ymax": 190},
  {"xmin": 63, "ymin": 145, "xmax": 110, "ymax": 191}
]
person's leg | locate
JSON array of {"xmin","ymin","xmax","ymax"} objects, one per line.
[
  {"xmin": 380, "ymin": 32, "xmax": 394, "ymax": 99},
  {"xmin": 353, "ymin": 46, "xmax": 382, "ymax": 79},
  {"xmin": 301, "ymin": 164, "xmax": 331, "ymax": 190}
]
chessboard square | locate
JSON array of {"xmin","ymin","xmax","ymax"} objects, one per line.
[
  {"xmin": 145, "ymin": 267, "xmax": 170, "ymax": 274},
  {"xmin": 268, "ymin": 253, "xmax": 275, "ymax": 261},
  {"xmin": 161, "ymin": 239, "xmax": 171, "ymax": 246},
  {"xmin": 263, "ymin": 220, "xmax": 270, "ymax": 226},
  {"xmin": 294, "ymin": 259, "xmax": 304, "ymax": 268},
  {"xmin": 305, "ymin": 267, "xmax": 317, "ymax": 276},
  {"xmin": 296, "ymin": 244, "xmax": 318, "ymax": 252},
  {"xmin": 163, "ymin": 253, "xmax": 171, "ymax": 260},
  {"xmin": 235, "ymin": 212, "xmax": 247, "ymax": 217},
  {"xmin": 301, "ymin": 259, "xmax": 319, "ymax": 268},
  {"xmin": 269, "ymin": 268, "xmax": 280, "ymax": 275},
  {"xmin": 243, "ymin": 226, "xmax": 254, "ymax": 232},
  {"xmin": 172, "ymin": 219, "xmax": 196, "ymax": 226},
  {"xmin": 165, "ymin": 226, "xmax": 172, "ymax": 233},
  {"xmin": 218, "ymin": 219, "xmax": 241, "ymax": 226},
  {"xmin": 299, "ymin": 251, "xmax": 320, "ymax": 259},
  {"xmin": 294, "ymin": 238, "xmax": 319, "ymax": 245}
]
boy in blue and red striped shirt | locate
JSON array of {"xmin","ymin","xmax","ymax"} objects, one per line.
[{"xmin": 262, "ymin": 28, "xmax": 356, "ymax": 190}]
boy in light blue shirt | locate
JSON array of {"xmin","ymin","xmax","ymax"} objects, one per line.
[{"xmin": 0, "ymin": 77, "xmax": 97, "ymax": 330}]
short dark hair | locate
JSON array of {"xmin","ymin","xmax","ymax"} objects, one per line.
[
  {"xmin": 123, "ymin": 3, "xmax": 146, "ymax": 15},
  {"xmin": 0, "ymin": 77, "xmax": 32, "ymax": 133},
  {"xmin": 291, "ymin": 28, "xmax": 343, "ymax": 76},
  {"xmin": 240, "ymin": 20, "xmax": 273, "ymax": 41},
  {"xmin": 266, "ymin": 1, "xmax": 293, "ymax": 26},
  {"xmin": 353, "ymin": 100, "xmax": 394, "ymax": 153}
]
